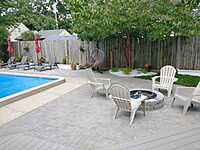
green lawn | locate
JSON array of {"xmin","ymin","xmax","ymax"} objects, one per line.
[{"xmin": 135, "ymin": 74, "xmax": 200, "ymax": 87}]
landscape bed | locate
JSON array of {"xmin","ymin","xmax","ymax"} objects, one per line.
[
  {"xmin": 136, "ymin": 74, "xmax": 200, "ymax": 87},
  {"xmin": 0, "ymin": 72, "xmax": 65, "ymax": 107}
]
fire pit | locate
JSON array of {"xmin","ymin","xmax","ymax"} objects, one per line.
[{"xmin": 130, "ymin": 89, "xmax": 164, "ymax": 111}]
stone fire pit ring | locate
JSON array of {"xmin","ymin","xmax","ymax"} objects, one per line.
[{"xmin": 130, "ymin": 89, "xmax": 164, "ymax": 111}]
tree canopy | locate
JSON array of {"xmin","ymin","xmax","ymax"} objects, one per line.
[
  {"xmin": 67, "ymin": 0, "xmax": 200, "ymax": 41},
  {"xmin": 0, "ymin": 0, "xmax": 16, "ymax": 61},
  {"xmin": 0, "ymin": 0, "xmax": 16, "ymax": 40},
  {"xmin": 1, "ymin": 0, "xmax": 72, "ymax": 31}
]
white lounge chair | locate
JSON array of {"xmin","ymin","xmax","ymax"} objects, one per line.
[
  {"xmin": 172, "ymin": 82, "xmax": 200, "ymax": 115},
  {"xmin": 109, "ymin": 84, "xmax": 146, "ymax": 125},
  {"xmin": 16, "ymin": 56, "xmax": 29, "ymax": 69},
  {"xmin": 152, "ymin": 65, "xmax": 177, "ymax": 97},
  {"xmin": 1, "ymin": 57, "xmax": 15, "ymax": 68},
  {"xmin": 87, "ymin": 68, "xmax": 111, "ymax": 98},
  {"xmin": 9, "ymin": 56, "xmax": 28, "ymax": 69},
  {"xmin": 7, "ymin": 57, "xmax": 15, "ymax": 64}
]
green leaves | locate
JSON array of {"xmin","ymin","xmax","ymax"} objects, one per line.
[
  {"xmin": 21, "ymin": 31, "xmax": 34, "ymax": 41},
  {"xmin": 1, "ymin": 0, "xmax": 72, "ymax": 31},
  {"xmin": 67, "ymin": 0, "xmax": 200, "ymax": 40}
]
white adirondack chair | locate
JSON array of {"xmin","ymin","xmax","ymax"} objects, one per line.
[
  {"xmin": 172, "ymin": 82, "xmax": 200, "ymax": 115},
  {"xmin": 109, "ymin": 84, "xmax": 146, "ymax": 125},
  {"xmin": 152, "ymin": 65, "xmax": 177, "ymax": 97},
  {"xmin": 87, "ymin": 68, "xmax": 111, "ymax": 98}
]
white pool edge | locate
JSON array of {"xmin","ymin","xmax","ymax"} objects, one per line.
[{"xmin": 0, "ymin": 72, "xmax": 65, "ymax": 106}]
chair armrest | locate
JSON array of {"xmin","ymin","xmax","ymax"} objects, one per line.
[
  {"xmin": 152, "ymin": 76, "xmax": 160, "ymax": 84},
  {"xmin": 96, "ymin": 78, "xmax": 111, "ymax": 81},
  {"xmin": 176, "ymin": 87, "xmax": 194, "ymax": 91},
  {"xmin": 96, "ymin": 78, "xmax": 111, "ymax": 85},
  {"xmin": 88, "ymin": 81, "xmax": 104, "ymax": 86},
  {"xmin": 109, "ymin": 95, "xmax": 130, "ymax": 102},
  {"xmin": 175, "ymin": 87, "xmax": 194, "ymax": 98}
]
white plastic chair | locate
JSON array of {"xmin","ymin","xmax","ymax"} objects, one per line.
[
  {"xmin": 152, "ymin": 65, "xmax": 177, "ymax": 97},
  {"xmin": 109, "ymin": 84, "xmax": 146, "ymax": 125},
  {"xmin": 172, "ymin": 82, "xmax": 200, "ymax": 115},
  {"xmin": 87, "ymin": 68, "xmax": 111, "ymax": 98},
  {"xmin": 7, "ymin": 57, "xmax": 15, "ymax": 64}
]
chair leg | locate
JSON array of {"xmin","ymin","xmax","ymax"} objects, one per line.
[
  {"xmin": 114, "ymin": 108, "xmax": 119, "ymax": 120},
  {"xmin": 105, "ymin": 91, "xmax": 109, "ymax": 99},
  {"xmin": 91, "ymin": 89, "xmax": 96, "ymax": 98},
  {"xmin": 141, "ymin": 101, "xmax": 145, "ymax": 116},
  {"xmin": 130, "ymin": 109, "xmax": 137, "ymax": 126},
  {"xmin": 167, "ymin": 88, "xmax": 172, "ymax": 97},
  {"xmin": 171, "ymin": 97, "xmax": 176, "ymax": 106},
  {"xmin": 191, "ymin": 103, "xmax": 194, "ymax": 108},
  {"xmin": 183, "ymin": 101, "xmax": 191, "ymax": 115}
]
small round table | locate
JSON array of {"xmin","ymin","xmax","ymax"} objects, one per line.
[{"xmin": 130, "ymin": 89, "xmax": 164, "ymax": 111}]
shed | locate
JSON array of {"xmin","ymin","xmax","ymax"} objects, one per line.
[
  {"xmin": 39, "ymin": 29, "xmax": 71, "ymax": 38},
  {"xmin": 8, "ymin": 23, "xmax": 29, "ymax": 42},
  {"xmin": 42, "ymin": 34, "xmax": 80, "ymax": 64}
]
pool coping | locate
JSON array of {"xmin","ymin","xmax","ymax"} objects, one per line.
[{"xmin": 0, "ymin": 72, "xmax": 65, "ymax": 107}]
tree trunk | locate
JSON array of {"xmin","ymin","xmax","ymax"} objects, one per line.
[{"xmin": 124, "ymin": 32, "xmax": 132, "ymax": 68}]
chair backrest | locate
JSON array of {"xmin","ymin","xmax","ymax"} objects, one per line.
[
  {"xmin": 21, "ymin": 56, "xmax": 28, "ymax": 64},
  {"xmin": 7, "ymin": 57, "xmax": 15, "ymax": 64},
  {"xmin": 160, "ymin": 65, "xmax": 176, "ymax": 86},
  {"xmin": 193, "ymin": 82, "xmax": 200, "ymax": 101},
  {"xmin": 86, "ymin": 68, "xmax": 96, "ymax": 82},
  {"xmin": 109, "ymin": 84, "xmax": 131, "ymax": 111}
]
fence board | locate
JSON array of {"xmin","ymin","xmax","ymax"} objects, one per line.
[
  {"xmin": 89, "ymin": 36, "xmax": 200, "ymax": 70},
  {"xmin": 12, "ymin": 39, "xmax": 80, "ymax": 64}
]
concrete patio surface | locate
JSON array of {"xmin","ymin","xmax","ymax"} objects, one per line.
[
  {"xmin": 0, "ymin": 69, "xmax": 88, "ymax": 126},
  {"xmin": 0, "ymin": 69, "xmax": 200, "ymax": 150}
]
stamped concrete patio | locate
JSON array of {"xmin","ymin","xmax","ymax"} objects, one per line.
[{"xmin": 0, "ymin": 69, "xmax": 200, "ymax": 150}]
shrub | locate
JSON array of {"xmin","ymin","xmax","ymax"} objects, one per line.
[
  {"xmin": 62, "ymin": 57, "xmax": 66, "ymax": 64},
  {"xmin": 15, "ymin": 56, "xmax": 22, "ymax": 62},
  {"xmin": 0, "ymin": 59, "xmax": 4, "ymax": 64},
  {"xmin": 21, "ymin": 31, "xmax": 36, "ymax": 41},
  {"xmin": 138, "ymin": 68, "xmax": 148, "ymax": 74},
  {"xmin": 0, "ymin": 27, "xmax": 9, "ymax": 62},
  {"xmin": 62, "ymin": 56, "xmax": 70, "ymax": 64},
  {"xmin": 120, "ymin": 67, "xmax": 132, "ymax": 75},
  {"xmin": 111, "ymin": 67, "xmax": 119, "ymax": 72}
]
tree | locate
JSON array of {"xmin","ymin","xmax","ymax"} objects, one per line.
[
  {"xmin": 1, "ymin": 0, "xmax": 71, "ymax": 31},
  {"xmin": 21, "ymin": 31, "xmax": 35, "ymax": 41},
  {"xmin": 0, "ymin": 0, "xmax": 16, "ymax": 61},
  {"xmin": 67, "ymin": 0, "xmax": 200, "ymax": 67},
  {"xmin": 7, "ymin": 0, "xmax": 72, "ymax": 31}
]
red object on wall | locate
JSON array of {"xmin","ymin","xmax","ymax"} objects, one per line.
[
  {"xmin": 34, "ymin": 33, "xmax": 41, "ymax": 54},
  {"xmin": 7, "ymin": 35, "xmax": 13, "ymax": 56}
]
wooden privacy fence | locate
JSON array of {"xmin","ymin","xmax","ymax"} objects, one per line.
[{"xmin": 93, "ymin": 36, "xmax": 200, "ymax": 70}]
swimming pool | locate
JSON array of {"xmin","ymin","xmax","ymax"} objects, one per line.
[{"xmin": 0, "ymin": 72, "xmax": 65, "ymax": 105}]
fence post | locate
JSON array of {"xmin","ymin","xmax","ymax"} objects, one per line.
[
  {"xmin": 110, "ymin": 50, "xmax": 113, "ymax": 69},
  {"xmin": 176, "ymin": 37, "xmax": 181, "ymax": 69}
]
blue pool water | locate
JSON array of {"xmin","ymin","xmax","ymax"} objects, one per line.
[{"xmin": 0, "ymin": 74, "xmax": 56, "ymax": 98}]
